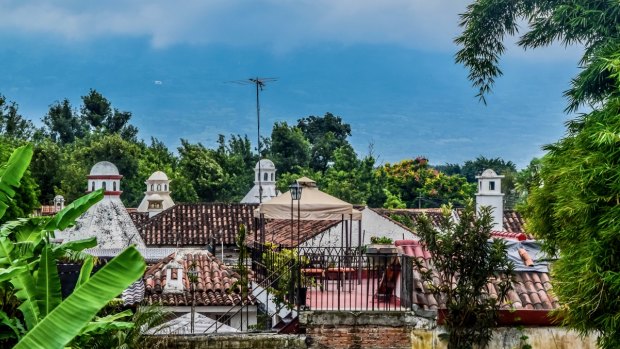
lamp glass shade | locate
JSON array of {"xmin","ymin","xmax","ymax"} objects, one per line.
[{"xmin": 289, "ymin": 182, "xmax": 303, "ymax": 200}]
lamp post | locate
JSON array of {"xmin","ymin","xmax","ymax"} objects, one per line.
[
  {"xmin": 289, "ymin": 182, "xmax": 303, "ymax": 308},
  {"xmin": 289, "ymin": 182, "xmax": 303, "ymax": 247},
  {"xmin": 187, "ymin": 264, "xmax": 198, "ymax": 334}
]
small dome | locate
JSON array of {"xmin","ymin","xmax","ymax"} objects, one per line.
[
  {"xmin": 480, "ymin": 169, "xmax": 499, "ymax": 177},
  {"xmin": 149, "ymin": 193, "xmax": 163, "ymax": 201},
  {"xmin": 148, "ymin": 171, "xmax": 169, "ymax": 181},
  {"xmin": 255, "ymin": 159, "xmax": 276, "ymax": 170},
  {"xmin": 90, "ymin": 161, "xmax": 120, "ymax": 176},
  {"xmin": 53, "ymin": 195, "xmax": 64, "ymax": 200}
]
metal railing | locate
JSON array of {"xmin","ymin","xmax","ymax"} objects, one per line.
[{"xmin": 252, "ymin": 243, "xmax": 412, "ymax": 312}]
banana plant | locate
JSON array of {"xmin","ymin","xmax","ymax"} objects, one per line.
[
  {"xmin": 14, "ymin": 246, "xmax": 145, "ymax": 349},
  {"xmin": 0, "ymin": 145, "xmax": 146, "ymax": 348}
]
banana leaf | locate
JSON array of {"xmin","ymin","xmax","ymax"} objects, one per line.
[
  {"xmin": 36, "ymin": 245, "xmax": 62, "ymax": 317},
  {"xmin": 75, "ymin": 255, "xmax": 94, "ymax": 290},
  {"xmin": 44, "ymin": 190, "xmax": 103, "ymax": 232},
  {"xmin": 13, "ymin": 263, "xmax": 41, "ymax": 331},
  {"xmin": 14, "ymin": 246, "xmax": 145, "ymax": 349},
  {"xmin": 0, "ymin": 265, "xmax": 27, "ymax": 283},
  {"xmin": 78, "ymin": 309, "xmax": 134, "ymax": 335},
  {"xmin": 0, "ymin": 145, "xmax": 33, "ymax": 220}
]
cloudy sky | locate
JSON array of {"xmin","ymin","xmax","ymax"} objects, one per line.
[{"xmin": 0, "ymin": 0, "xmax": 582, "ymax": 168}]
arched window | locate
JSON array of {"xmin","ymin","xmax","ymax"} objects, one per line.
[
  {"xmin": 102, "ymin": 182, "xmax": 107, "ymax": 191},
  {"xmin": 91, "ymin": 181, "xmax": 95, "ymax": 191},
  {"xmin": 151, "ymin": 184, "xmax": 154, "ymax": 191},
  {"xmin": 157, "ymin": 184, "xmax": 161, "ymax": 191},
  {"xmin": 164, "ymin": 184, "xmax": 168, "ymax": 191},
  {"xmin": 271, "ymin": 173, "xmax": 274, "ymax": 181},
  {"xmin": 113, "ymin": 181, "xmax": 117, "ymax": 191},
  {"xmin": 264, "ymin": 173, "xmax": 268, "ymax": 181}
]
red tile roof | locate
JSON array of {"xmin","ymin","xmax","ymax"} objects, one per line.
[
  {"xmin": 247, "ymin": 219, "xmax": 342, "ymax": 248},
  {"xmin": 370, "ymin": 208, "xmax": 444, "ymax": 232},
  {"xmin": 395, "ymin": 240, "xmax": 559, "ymax": 311},
  {"xmin": 490, "ymin": 231, "xmax": 527, "ymax": 241},
  {"xmin": 135, "ymin": 203, "xmax": 258, "ymax": 246},
  {"xmin": 129, "ymin": 211, "xmax": 149, "ymax": 227},
  {"xmin": 375, "ymin": 208, "xmax": 532, "ymax": 240},
  {"xmin": 144, "ymin": 251, "xmax": 253, "ymax": 307}
]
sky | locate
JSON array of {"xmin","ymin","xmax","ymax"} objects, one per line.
[{"xmin": 0, "ymin": 0, "xmax": 584, "ymax": 169}]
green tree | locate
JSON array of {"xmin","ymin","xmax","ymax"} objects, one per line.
[
  {"xmin": 525, "ymin": 66, "xmax": 620, "ymax": 347},
  {"xmin": 455, "ymin": 0, "xmax": 620, "ymax": 111},
  {"xmin": 80, "ymin": 89, "xmax": 138, "ymax": 141},
  {"xmin": 0, "ymin": 138, "xmax": 40, "ymax": 223},
  {"xmin": 514, "ymin": 157, "xmax": 542, "ymax": 207},
  {"xmin": 43, "ymin": 99, "xmax": 86, "ymax": 144},
  {"xmin": 267, "ymin": 122, "xmax": 311, "ymax": 174},
  {"xmin": 55, "ymin": 134, "xmax": 144, "ymax": 206},
  {"xmin": 0, "ymin": 95, "xmax": 36, "ymax": 140},
  {"xmin": 379, "ymin": 157, "xmax": 474, "ymax": 208},
  {"xmin": 321, "ymin": 145, "xmax": 381, "ymax": 205},
  {"xmin": 30, "ymin": 139, "xmax": 63, "ymax": 204},
  {"xmin": 297, "ymin": 112, "xmax": 352, "ymax": 172},
  {"xmin": 177, "ymin": 139, "xmax": 224, "ymax": 202},
  {"xmin": 413, "ymin": 202, "xmax": 514, "ymax": 349},
  {"xmin": 212, "ymin": 134, "xmax": 258, "ymax": 202}
]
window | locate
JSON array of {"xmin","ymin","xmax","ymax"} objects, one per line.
[
  {"xmin": 489, "ymin": 181, "xmax": 495, "ymax": 191},
  {"xmin": 264, "ymin": 173, "xmax": 268, "ymax": 181},
  {"xmin": 271, "ymin": 173, "xmax": 274, "ymax": 181},
  {"xmin": 91, "ymin": 181, "xmax": 95, "ymax": 191},
  {"xmin": 151, "ymin": 184, "xmax": 154, "ymax": 191},
  {"xmin": 157, "ymin": 184, "xmax": 161, "ymax": 191},
  {"xmin": 164, "ymin": 184, "xmax": 168, "ymax": 191},
  {"xmin": 113, "ymin": 181, "xmax": 117, "ymax": 191},
  {"xmin": 102, "ymin": 182, "xmax": 107, "ymax": 191}
]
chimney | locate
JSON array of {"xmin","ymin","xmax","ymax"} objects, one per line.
[{"xmin": 475, "ymin": 169, "xmax": 504, "ymax": 230}]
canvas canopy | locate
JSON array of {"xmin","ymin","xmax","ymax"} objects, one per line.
[{"xmin": 255, "ymin": 177, "xmax": 361, "ymax": 220}]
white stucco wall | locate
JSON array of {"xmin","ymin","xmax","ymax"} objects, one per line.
[
  {"xmin": 361, "ymin": 208, "xmax": 418, "ymax": 244},
  {"xmin": 298, "ymin": 208, "xmax": 419, "ymax": 249}
]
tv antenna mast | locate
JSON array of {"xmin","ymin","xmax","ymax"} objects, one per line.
[{"xmin": 230, "ymin": 77, "xmax": 277, "ymax": 203}]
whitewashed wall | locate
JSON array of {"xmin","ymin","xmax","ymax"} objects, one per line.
[{"xmin": 299, "ymin": 208, "xmax": 419, "ymax": 249}]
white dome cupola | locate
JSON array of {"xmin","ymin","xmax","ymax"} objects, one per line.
[
  {"xmin": 255, "ymin": 159, "xmax": 276, "ymax": 184},
  {"xmin": 137, "ymin": 171, "xmax": 175, "ymax": 216},
  {"xmin": 241, "ymin": 159, "xmax": 280, "ymax": 204},
  {"xmin": 87, "ymin": 161, "xmax": 123, "ymax": 198},
  {"xmin": 476, "ymin": 169, "xmax": 504, "ymax": 230}
]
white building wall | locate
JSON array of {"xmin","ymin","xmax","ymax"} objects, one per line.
[
  {"xmin": 298, "ymin": 208, "xmax": 418, "ymax": 249},
  {"xmin": 361, "ymin": 208, "xmax": 418, "ymax": 243}
]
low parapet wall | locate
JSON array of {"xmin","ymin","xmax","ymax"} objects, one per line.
[
  {"xmin": 159, "ymin": 333, "xmax": 306, "ymax": 349},
  {"xmin": 300, "ymin": 310, "xmax": 597, "ymax": 349}
]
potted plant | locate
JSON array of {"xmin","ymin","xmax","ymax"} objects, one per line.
[
  {"xmin": 366, "ymin": 236, "xmax": 398, "ymax": 268},
  {"xmin": 367, "ymin": 236, "xmax": 397, "ymax": 254}
]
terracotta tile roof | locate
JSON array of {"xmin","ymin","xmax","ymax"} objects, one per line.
[
  {"xmin": 395, "ymin": 240, "xmax": 559, "ymax": 312},
  {"xmin": 503, "ymin": 210, "xmax": 527, "ymax": 233},
  {"xmin": 247, "ymin": 219, "xmax": 342, "ymax": 248},
  {"xmin": 453, "ymin": 208, "xmax": 527, "ymax": 233},
  {"xmin": 129, "ymin": 211, "xmax": 149, "ymax": 227},
  {"xmin": 376, "ymin": 208, "xmax": 531, "ymax": 239},
  {"xmin": 490, "ymin": 231, "xmax": 528, "ymax": 241},
  {"xmin": 136, "ymin": 203, "xmax": 258, "ymax": 246},
  {"xmin": 370, "ymin": 208, "xmax": 444, "ymax": 233},
  {"xmin": 144, "ymin": 251, "xmax": 253, "ymax": 307}
]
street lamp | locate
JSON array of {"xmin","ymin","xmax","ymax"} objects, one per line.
[
  {"xmin": 289, "ymin": 182, "xmax": 303, "ymax": 308},
  {"xmin": 289, "ymin": 182, "xmax": 303, "ymax": 247}
]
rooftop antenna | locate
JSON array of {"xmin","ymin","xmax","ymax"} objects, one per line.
[{"xmin": 230, "ymin": 77, "xmax": 277, "ymax": 203}]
